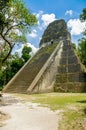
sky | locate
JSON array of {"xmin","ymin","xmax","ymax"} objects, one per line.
[{"xmin": 14, "ymin": 0, "xmax": 86, "ymax": 54}]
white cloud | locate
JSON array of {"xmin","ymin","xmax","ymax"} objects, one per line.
[
  {"xmin": 36, "ymin": 10, "xmax": 44, "ymax": 18},
  {"xmin": 65, "ymin": 10, "xmax": 73, "ymax": 16},
  {"xmin": 13, "ymin": 43, "xmax": 38, "ymax": 56},
  {"xmin": 67, "ymin": 19, "xmax": 86, "ymax": 35},
  {"xmin": 35, "ymin": 11, "xmax": 57, "ymax": 31},
  {"xmin": 41, "ymin": 13, "xmax": 56, "ymax": 27},
  {"xmin": 29, "ymin": 29, "xmax": 38, "ymax": 38}
]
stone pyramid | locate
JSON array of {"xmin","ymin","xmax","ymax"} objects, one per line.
[{"xmin": 3, "ymin": 19, "xmax": 86, "ymax": 93}]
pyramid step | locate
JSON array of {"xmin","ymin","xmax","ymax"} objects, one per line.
[
  {"xmin": 57, "ymin": 64, "xmax": 82, "ymax": 73},
  {"xmin": 55, "ymin": 73, "xmax": 86, "ymax": 83},
  {"xmin": 3, "ymin": 43, "xmax": 57, "ymax": 93},
  {"xmin": 61, "ymin": 50, "xmax": 75, "ymax": 57}
]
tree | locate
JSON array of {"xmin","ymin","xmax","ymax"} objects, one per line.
[
  {"xmin": 78, "ymin": 38, "xmax": 86, "ymax": 66},
  {"xmin": 80, "ymin": 8, "xmax": 86, "ymax": 21},
  {"xmin": 0, "ymin": 0, "xmax": 9, "ymax": 10},
  {"xmin": 0, "ymin": 0, "xmax": 37, "ymax": 65},
  {"xmin": 22, "ymin": 46, "xmax": 32, "ymax": 62},
  {"xmin": 80, "ymin": 8, "xmax": 86, "ymax": 36},
  {"xmin": 0, "ymin": 45, "xmax": 32, "ymax": 90},
  {"xmin": 78, "ymin": 8, "xmax": 86, "ymax": 66},
  {"xmin": 0, "ymin": 54, "xmax": 24, "ymax": 90}
]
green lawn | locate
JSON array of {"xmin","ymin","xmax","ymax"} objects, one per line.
[{"xmin": 15, "ymin": 93, "xmax": 86, "ymax": 130}]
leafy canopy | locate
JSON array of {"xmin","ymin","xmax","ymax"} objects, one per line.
[
  {"xmin": 78, "ymin": 38, "xmax": 86, "ymax": 65},
  {"xmin": 78, "ymin": 8, "xmax": 86, "ymax": 66},
  {"xmin": 0, "ymin": 0, "xmax": 37, "ymax": 65},
  {"xmin": 22, "ymin": 46, "xmax": 32, "ymax": 62},
  {"xmin": 0, "ymin": 45, "xmax": 32, "ymax": 90}
]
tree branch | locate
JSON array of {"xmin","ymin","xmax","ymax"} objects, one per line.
[
  {"xmin": 4, "ymin": 23, "xmax": 22, "ymax": 36},
  {"xmin": 0, "ymin": 33, "xmax": 12, "ymax": 48},
  {"xmin": 0, "ymin": 33, "xmax": 13, "ymax": 64},
  {"xmin": 2, "ymin": 45, "xmax": 12, "ymax": 64}
]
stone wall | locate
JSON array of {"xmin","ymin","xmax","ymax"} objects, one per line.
[{"xmin": 54, "ymin": 40, "xmax": 86, "ymax": 92}]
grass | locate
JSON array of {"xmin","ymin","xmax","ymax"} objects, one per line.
[{"xmin": 14, "ymin": 93, "xmax": 86, "ymax": 130}]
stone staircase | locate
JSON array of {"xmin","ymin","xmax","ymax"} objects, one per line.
[{"xmin": 3, "ymin": 43, "xmax": 57, "ymax": 93}]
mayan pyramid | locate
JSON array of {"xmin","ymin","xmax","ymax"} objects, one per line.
[{"xmin": 3, "ymin": 19, "xmax": 86, "ymax": 93}]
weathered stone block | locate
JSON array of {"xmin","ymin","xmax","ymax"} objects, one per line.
[
  {"xmin": 62, "ymin": 45, "xmax": 71, "ymax": 50},
  {"xmin": 60, "ymin": 58, "xmax": 67, "ymax": 65},
  {"xmin": 61, "ymin": 51, "xmax": 67, "ymax": 57},
  {"xmin": 63, "ymin": 40, "xmax": 71, "ymax": 45},
  {"xmin": 68, "ymin": 56, "xmax": 78, "ymax": 64},
  {"xmin": 55, "ymin": 74, "xmax": 67, "ymax": 83},
  {"xmin": 54, "ymin": 83, "xmax": 67, "ymax": 92},
  {"xmin": 68, "ymin": 50, "xmax": 75, "ymax": 56},
  {"xmin": 57, "ymin": 65, "xmax": 67, "ymax": 73},
  {"xmin": 68, "ymin": 73, "xmax": 79, "ymax": 82},
  {"xmin": 68, "ymin": 64, "xmax": 82, "ymax": 73},
  {"xmin": 54, "ymin": 82, "xmax": 86, "ymax": 93},
  {"xmin": 61, "ymin": 50, "xmax": 75, "ymax": 57}
]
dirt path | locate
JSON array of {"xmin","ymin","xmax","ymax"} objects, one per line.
[{"xmin": 0, "ymin": 94, "xmax": 61, "ymax": 130}]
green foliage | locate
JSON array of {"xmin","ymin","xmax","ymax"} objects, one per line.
[
  {"xmin": 0, "ymin": 0, "xmax": 10, "ymax": 10},
  {"xmin": 80, "ymin": 8, "xmax": 86, "ymax": 21},
  {"xmin": 78, "ymin": 8, "xmax": 86, "ymax": 66},
  {"xmin": 22, "ymin": 46, "xmax": 32, "ymax": 62},
  {"xmin": 10, "ymin": 58, "xmax": 24, "ymax": 74},
  {"xmin": 0, "ymin": 54, "xmax": 24, "ymax": 90},
  {"xmin": 80, "ymin": 8, "xmax": 86, "ymax": 36},
  {"xmin": 0, "ymin": 44, "xmax": 10, "ymax": 64},
  {"xmin": 0, "ymin": 0, "xmax": 12, "ymax": 29},
  {"xmin": 72, "ymin": 43, "xmax": 76, "ymax": 50},
  {"xmin": 0, "ymin": 70, "xmax": 4, "ymax": 90},
  {"xmin": 0, "ymin": 45, "xmax": 32, "ymax": 90},
  {"xmin": 0, "ymin": 0, "xmax": 37, "ymax": 65},
  {"xmin": 78, "ymin": 38, "xmax": 86, "ymax": 66}
]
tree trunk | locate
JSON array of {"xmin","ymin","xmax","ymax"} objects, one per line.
[
  {"xmin": 2, "ymin": 46, "xmax": 13, "ymax": 64},
  {"xmin": 0, "ymin": 33, "xmax": 13, "ymax": 64}
]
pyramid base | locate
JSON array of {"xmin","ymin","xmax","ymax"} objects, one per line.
[{"xmin": 54, "ymin": 82, "xmax": 86, "ymax": 93}]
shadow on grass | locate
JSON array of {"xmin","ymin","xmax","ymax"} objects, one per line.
[
  {"xmin": 83, "ymin": 108, "xmax": 86, "ymax": 114},
  {"xmin": 77, "ymin": 100, "xmax": 86, "ymax": 115},
  {"xmin": 77, "ymin": 100, "xmax": 86, "ymax": 103}
]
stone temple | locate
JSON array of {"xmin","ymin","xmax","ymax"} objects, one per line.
[{"xmin": 3, "ymin": 19, "xmax": 86, "ymax": 93}]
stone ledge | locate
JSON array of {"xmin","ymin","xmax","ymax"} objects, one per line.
[{"xmin": 54, "ymin": 82, "xmax": 86, "ymax": 92}]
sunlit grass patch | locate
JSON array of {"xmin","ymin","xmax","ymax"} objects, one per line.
[
  {"xmin": 14, "ymin": 93, "xmax": 86, "ymax": 109},
  {"xmin": 14, "ymin": 93, "xmax": 86, "ymax": 130}
]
